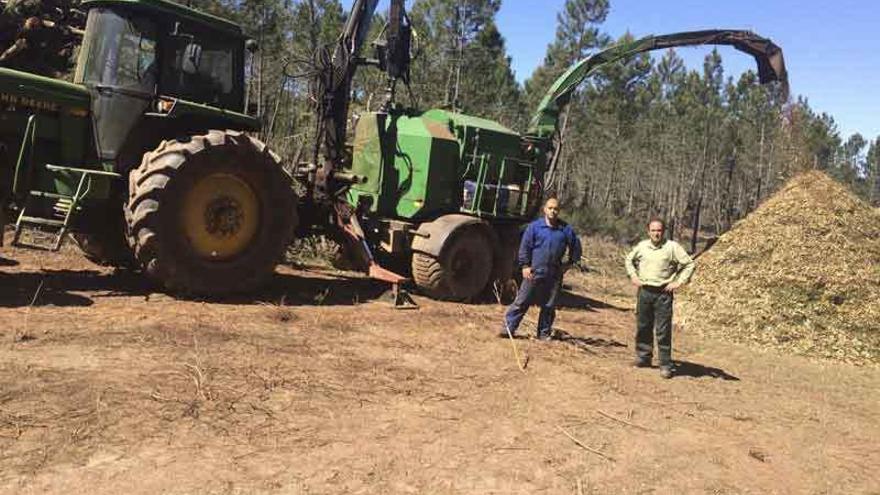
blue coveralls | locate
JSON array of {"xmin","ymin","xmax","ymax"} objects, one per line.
[{"xmin": 504, "ymin": 218, "xmax": 582, "ymax": 338}]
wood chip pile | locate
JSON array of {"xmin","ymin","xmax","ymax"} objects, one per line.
[{"xmin": 678, "ymin": 171, "xmax": 880, "ymax": 365}]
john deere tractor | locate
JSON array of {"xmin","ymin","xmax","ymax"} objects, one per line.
[
  {"xmin": 0, "ymin": 0, "xmax": 296, "ymax": 295},
  {"xmin": 0, "ymin": 0, "xmax": 788, "ymax": 302}
]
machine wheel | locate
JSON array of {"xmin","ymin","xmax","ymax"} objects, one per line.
[
  {"xmin": 412, "ymin": 225, "xmax": 493, "ymax": 301},
  {"xmin": 125, "ymin": 130, "xmax": 297, "ymax": 296}
]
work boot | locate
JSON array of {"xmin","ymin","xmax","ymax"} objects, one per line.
[
  {"xmin": 536, "ymin": 330, "xmax": 553, "ymax": 341},
  {"xmin": 659, "ymin": 366, "xmax": 673, "ymax": 379},
  {"xmin": 632, "ymin": 358, "xmax": 651, "ymax": 368},
  {"xmin": 499, "ymin": 329, "xmax": 515, "ymax": 339}
]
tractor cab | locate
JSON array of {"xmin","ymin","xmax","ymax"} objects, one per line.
[
  {"xmin": 75, "ymin": 0, "xmax": 247, "ymax": 111},
  {"xmin": 73, "ymin": 0, "xmax": 249, "ymax": 161}
]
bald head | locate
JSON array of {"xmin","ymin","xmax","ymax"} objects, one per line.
[{"xmin": 543, "ymin": 198, "xmax": 560, "ymax": 225}]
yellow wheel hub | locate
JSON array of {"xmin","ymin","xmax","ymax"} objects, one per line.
[{"xmin": 181, "ymin": 172, "xmax": 260, "ymax": 260}]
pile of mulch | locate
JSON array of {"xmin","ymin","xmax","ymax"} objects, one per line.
[{"xmin": 678, "ymin": 171, "xmax": 880, "ymax": 365}]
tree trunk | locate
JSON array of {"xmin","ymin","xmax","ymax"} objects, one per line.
[
  {"xmin": 690, "ymin": 193, "xmax": 703, "ymax": 253},
  {"xmin": 602, "ymin": 122, "xmax": 622, "ymax": 209},
  {"xmin": 545, "ymin": 106, "xmax": 571, "ymax": 198},
  {"xmin": 755, "ymin": 121, "xmax": 765, "ymax": 208},
  {"xmin": 722, "ymin": 145, "xmax": 737, "ymax": 231}
]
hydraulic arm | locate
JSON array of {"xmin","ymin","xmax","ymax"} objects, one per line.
[
  {"xmin": 527, "ymin": 29, "xmax": 788, "ymax": 139},
  {"xmin": 313, "ymin": 0, "xmax": 380, "ymax": 200},
  {"xmin": 306, "ymin": 0, "xmax": 415, "ymax": 304},
  {"xmin": 312, "ymin": 0, "xmax": 411, "ymax": 200}
]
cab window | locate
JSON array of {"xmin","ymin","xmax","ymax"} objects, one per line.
[
  {"xmin": 161, "ymin": 28, "xmax": 240, "ymax": 109},
  {"xmin": 76, "ymin": 8, "xmax": 157, "ymax": 93}
]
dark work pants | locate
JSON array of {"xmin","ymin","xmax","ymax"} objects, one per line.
[
  {"xmin": 636, "ymin": 286, "xmax": 674, "ymax": 367},
  {"xmin": 504, "ymin": 275, "xmax": 561, "ymax": 337}
]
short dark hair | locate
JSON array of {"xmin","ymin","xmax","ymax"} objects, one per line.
[{"xmin": 647, "ymin": 217, "xmax": 665, "ymax": 229}]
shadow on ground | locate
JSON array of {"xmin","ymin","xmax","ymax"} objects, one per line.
[
  {"xmin": 222, "ymin": 271, "xmax": 390, "ymax": 306},
  {"xmin": 0, "ymin": 268, "xmax": 391, "ymax": 308},
  {"xmin": 554, "ymin": 329, "xmax": 627, "ymax": 354},
  {"xmin": 0, "ymin": 269, "xmax": 147, "ymax": 308},
  {"xmin": 557, "ymin": 289, "xmax": 629, "ymax": 312},
  {"xmin": 0, "ymin": 257, "xmax": 19, "ymax": 267},
  {"xmin": 673, "ymin": 360, "xmax": 740, "ymax": 381}
]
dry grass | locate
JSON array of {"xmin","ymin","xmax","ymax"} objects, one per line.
[
  {"xmin": 678, "ymin": 171, "xmax": 880, "ymax": 365},
  {"xmin": 285, "ymin": 235, "xmax": 345, "ymax": 269}
]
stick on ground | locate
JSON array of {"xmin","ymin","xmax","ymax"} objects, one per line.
[
  {"xmin": 596, "ymin": 409, "xmax": 650, "ymax": 431},
  {"xmin": 556, "ymin": 425, "xmax": 615, "ymax": 462}
]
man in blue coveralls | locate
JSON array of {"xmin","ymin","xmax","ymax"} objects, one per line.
[{"xmin": 502, "ymin": 197, "xmax": 582, "ymax": 340}]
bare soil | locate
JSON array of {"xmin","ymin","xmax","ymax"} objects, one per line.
[{"xmin": 1, "ymin": 243, "xmax": 878, "ymax": 494}]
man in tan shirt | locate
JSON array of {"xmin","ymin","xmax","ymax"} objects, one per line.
[{"xmin": 625, "ymin": 218, "xmax": 695, "ymax": 378}]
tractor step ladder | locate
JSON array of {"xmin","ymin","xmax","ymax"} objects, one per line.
[{"xmin": 11, "ymin": 165, "xmax": 121, "ymax": 252}]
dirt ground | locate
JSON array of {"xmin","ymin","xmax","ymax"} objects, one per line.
[{"xmin": 1, "ymin": 242, "xmax": 878, "ymax": 494}]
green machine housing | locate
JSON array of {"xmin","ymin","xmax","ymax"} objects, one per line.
[
  {"xmin": 347, "ymin": 108, "xmax": 545, "ymax": 221},
  {"xmin": 0, "ymin": 70, "xmax": 96, "ymax": 209},
  {"xmin": 336, "ymin": 104, "xmax": 552, "ymax": 301}
]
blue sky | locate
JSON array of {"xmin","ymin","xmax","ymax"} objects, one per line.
[{"xmin": 496, "ymin": 0, "xmax": 880, "ymax": 142}]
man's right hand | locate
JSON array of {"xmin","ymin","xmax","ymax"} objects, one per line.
[
  {"xmin": 522, "ymin": 267, "xmax": 533, "ymax": 281},
  {"xmin": 630, "ymin": 276, "xmax": 642, "ymax": 288}
]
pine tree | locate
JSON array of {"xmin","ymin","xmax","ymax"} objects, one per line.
[
  {"xmin": 454, "ymin": 19, "xmax": 522, "ymax": 125},
  {"xmin": 522, "ymin": 0, "xmax": 610, "ymax": 113},
  {"xmin": 408, "ymin": 0, "xmax": 521, "ymax": 125}
]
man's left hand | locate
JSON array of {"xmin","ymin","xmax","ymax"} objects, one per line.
[{"xmin": 664, "ymin": 281, "xmax": 682, "ymax": 293}]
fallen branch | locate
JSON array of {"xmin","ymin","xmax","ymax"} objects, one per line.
[
  {"xmin": 233, "ymin": 449, "xmax": 264, "ymax": 461},
  {"xmin": 149, "ymin": 391, "xmax": 177, "ymax": 403},
  {"xmin": 596, "ymin": 409, "xmax": 650, "ymax": 431},
  {"xmin": 748, "ymin": 447, "xmax": 769, "ymax": 463},
  {"xmin": 556, "ymin": 425, "xmax": 615, "ymax": 462},
  {"xmin": 561, "ymin": 419, "xmax": 593, "ymax": 429}
]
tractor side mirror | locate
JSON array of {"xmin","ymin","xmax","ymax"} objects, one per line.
[{"xmin": 181, "ymin": 42, "xmax": 202, "ymax": 75}]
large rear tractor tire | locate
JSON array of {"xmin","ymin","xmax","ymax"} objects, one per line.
[
  {"xmin": 126, "ymin": 130, "xmax": 297, "ymax": 296},
  {"xmin": 412, "ymin": 225, "xmax": 493, "ymax": 301}
]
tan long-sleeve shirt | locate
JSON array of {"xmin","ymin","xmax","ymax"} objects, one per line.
[{"xmin": 625, "ymin": 239, "xmax": 695, "ymax": 287}]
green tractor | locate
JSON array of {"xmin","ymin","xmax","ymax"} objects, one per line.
[
  {"xmin": 0, "ymin": 0, "xmax": 788, "ymax": 302},
  {"xmin": 0, "ymin": 0, "xmax": 296, "ymax": 295}
]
